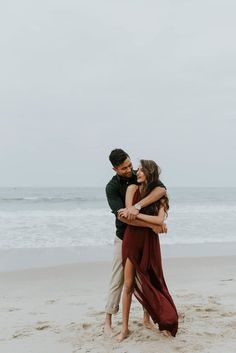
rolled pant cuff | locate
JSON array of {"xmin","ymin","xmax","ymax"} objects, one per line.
[{"xmin": 105, "ymin": 306, "xmax": 119, "ymax": 315}]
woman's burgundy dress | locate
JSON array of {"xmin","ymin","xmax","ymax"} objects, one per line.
[{"xmin": 122, "ymin": 190, "xmax": 178, "ymax": 337}]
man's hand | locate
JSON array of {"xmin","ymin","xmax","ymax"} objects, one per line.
[
  {"xmin": 118, "ymin": 207, "xmax": 139, "ymax": 221},
  {"xmin": 117, "ymin": 208, "xmax": 129, "ymax": 219},
  {"xmin": 126, "ymin": 205, "xmax": 139, "ymax": 220},
  {"xmin": 152, "ymin": 223, "xmax": 168, "ymax": 235}
]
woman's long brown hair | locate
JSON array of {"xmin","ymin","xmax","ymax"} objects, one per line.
[{"xmin": 139, "ymin": 159, "xmax": 169, "ymax": 216}]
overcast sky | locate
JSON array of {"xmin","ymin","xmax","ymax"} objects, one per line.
[{"xmin": 0, "ymin": 1, "xmax": 235, "ymax": 187}]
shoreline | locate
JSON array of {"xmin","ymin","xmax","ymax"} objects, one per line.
[{"xmin": 0, "ymin": 241, "xmax": 236, "ymax": 272}]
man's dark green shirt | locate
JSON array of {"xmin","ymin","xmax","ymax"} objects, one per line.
[{"xmin": 105, "ymin": 171, "xmax": 165, "ymax": 240}]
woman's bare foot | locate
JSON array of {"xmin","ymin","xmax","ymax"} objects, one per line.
[
  {"xmin": 116, "ymin": 329, "xmax": 130, "ymax": 342},
  {"xmin": 161, "ymin": 330, "xmax": 172, "ymax": 337},
  {"xmin": 143, "ymin": 319, "xmax": 157, "ymax": 331},
  {"xmin": 143, "ymin": 309, "xmax": 157, "ymax": 331}
]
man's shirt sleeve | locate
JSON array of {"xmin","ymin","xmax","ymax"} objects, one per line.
[{"xmin": 105, "ymin": 183, "xmax": 124, "ymax": 216}]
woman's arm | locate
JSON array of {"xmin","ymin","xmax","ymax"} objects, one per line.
[
  {"xmin": 125, "ymin": 184, "xmax": 139, "ymax": 207},
  {"xmin": 136, "ymin": 206, "xmax": 166, "ymax": 225},
  {"xmin": 124, "ymin": 186, "xmax": 166, "ymax": 220},
  {"xmin": 117, "ymin": 184, "xmax": 138, "ymax": 219},
  {"xmin": 117, "ymin": 214, "xmax": 167, "ymax": 234}
]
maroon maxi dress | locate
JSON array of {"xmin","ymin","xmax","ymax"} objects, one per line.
[{"xmin": 122, "ymin": 190, "xmax": 178, "ymax": 337}]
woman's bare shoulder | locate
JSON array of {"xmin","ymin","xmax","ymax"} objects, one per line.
[{"xmin": 127, "ymin": 184, "xmax": 139, "ymax": 192}]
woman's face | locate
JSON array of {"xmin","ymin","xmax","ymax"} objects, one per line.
[
  {"xmin": 113, "ymin": 158, "xmax": 133, "ymax": 178},
  {"xmin": 137, "ymin": 165, "xmax": 147, "ymax": 184}
]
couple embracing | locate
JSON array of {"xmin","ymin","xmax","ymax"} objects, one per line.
[{"xmin": 104, "ymin": 149, "xmax": 178, "ymax": 342}]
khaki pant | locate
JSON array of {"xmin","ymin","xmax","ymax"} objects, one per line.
[{"xmin": 105, "ymin": 236, "xmax": 124, "ymax": 314}]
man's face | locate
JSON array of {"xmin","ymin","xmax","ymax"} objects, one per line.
[{"xmin": 113, "ymin": 158, "xmax": 133, "ymax": 178}]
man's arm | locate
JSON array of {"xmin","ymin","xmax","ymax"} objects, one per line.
[
  {"xmin": 138, "ymin": 186, "xmax": 166, "ymax": 208},
  {"xmin": 106, "ymin": 182, "xmax": 167, "ymax": 234},
  {"xmin": 124, "ymin": 186, "xmax": 166, "ymax": 220},
  {"xmin": 118, "ymin": 214, "xmax": 167, "ymax": 234},
  {"xmin": 105, "ymin": 183, "xmax": 123, "ymax": 216}
]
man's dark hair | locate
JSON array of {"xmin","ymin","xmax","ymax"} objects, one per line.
[{"xmin": 109, "ymin": 149, "xmax": 130, "ymax": 167}]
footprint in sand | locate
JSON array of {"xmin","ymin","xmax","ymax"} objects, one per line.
[
  {"xmin": 136, "ymin": 322, "xmax": 143, "ymax": 327},
  {"xmin": 12, "ymin": 329, "xmax": 32, "ymax": 339},
  {"xmin": 81, "ymin": 323, "xmax": 92, "ymax": 330},
  {"xmin": 174, "ymin": 345, "xmax": 186, "ymax": 352},
  {"xmin": 74, "ymin": 301, "xmax": 86, "ymax": 306},
  {"xmin": 208, "ymin": 296, "xmax": 221, "ymax": 304},
  {"xmin": 2, "ymin": 307, "xmax": 21, "ymax": 312},
  {"xmin": 221, "ymin": 312, "xmax": 236, "ymax": 318},
  {"xmin": 67, "ymin": 322, "xmax": 95, "ymax": 333},
  {"xmin": 176, "ymin": 293, "xmax": 198, "ymax": 299},
  {"xmin": 132, "ymin": 320, "xmax": 139, "ymax": 324},
  {"xmin": 88, "ymin": 310, "xmax": 104, "ymax": 318},
  {"xmin": 226, "ymin": 320, "xmax": 236, "ymax": 328},
  {"xmin": 178, "ymin": 312, "xmax": 185, "ymax": 322},
  {"xmin": 29, "ymin": 311, "xmax": 46, "ymax": 316},
  {"xmin": 35, "ymin": 321, "xmax": 51, "ymax": 331},
  {"xmin": 68, "ymin": 302, "xmax": 84, "ymax": 306},
  {"xmin": 195, "ymin": 307, "xmax": 218, "ymax": 313},
  {"xmin": 67, "ymin": 321, "xmax": 76, "ymax": 326},
  {"xmin": 205, "ymin": 307, "xmax": 219, "ymax": 312},
  {"xmin": 45, "ymin": 299, "xmax": 57, "ymax": 304},
  {"xmin": 66, "ymin": 322, "xmax": 80, "ymax": 331}
]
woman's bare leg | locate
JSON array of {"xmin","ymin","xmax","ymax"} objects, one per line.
[{"xmin": 116, "ymin": 258, "xmax": 135, "ymax": 342}]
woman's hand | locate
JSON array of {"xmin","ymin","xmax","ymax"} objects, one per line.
[{"xmin": 152, "ymin": 224, "xmax": 168, "ymax": 235}]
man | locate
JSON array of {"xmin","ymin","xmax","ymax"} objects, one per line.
[{"xmin": 104, "ymin": 149, "xmax": 167, "ymax": 335}]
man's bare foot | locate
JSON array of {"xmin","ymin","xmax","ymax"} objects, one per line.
[
  {"xmin": 161, "ymin": 330, "xmax": 172, "ymax": 337},
  {"xmin": 143, "ymin": 320, "xmax": 157, "ymax": 331},
  {"xmin": 116, "ymin": 329, "xmax": 129, "ymax": 343},
  {"xmin": 104, "ymin": 323, "xmax": 113, "ymax": 337},
  {"xmin": 104, "ymin": 314, "xmax": 113, "ymax": 337}
]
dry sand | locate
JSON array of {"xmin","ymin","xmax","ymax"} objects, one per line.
[{"xmin": 0, "ymin": 256, "xmax": 235, "ymax": 353}]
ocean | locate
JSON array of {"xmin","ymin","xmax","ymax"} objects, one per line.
[{"xmin": 0, "ymin": 187, "xmax": 235, "ymax": 249}]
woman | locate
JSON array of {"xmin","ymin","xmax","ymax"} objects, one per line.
[{"xmin": 116, "ymin": 160, "xmax": 178, "ymax": 342}]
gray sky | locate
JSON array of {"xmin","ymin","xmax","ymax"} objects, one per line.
[{"xmin": 0, "ymin": 0, "xmax": 236, "ymax": 187}]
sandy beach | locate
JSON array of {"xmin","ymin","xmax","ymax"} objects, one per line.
[
  {"xmin": 0, "ymin": 247, "xmax": 235, "ymax": 353},
  {"xmin": 1, "ymin": 0, "xmax": 236, "ymax": 350}
]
